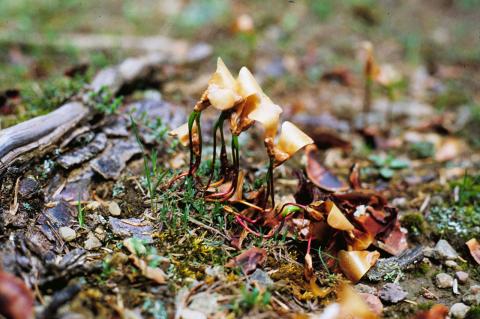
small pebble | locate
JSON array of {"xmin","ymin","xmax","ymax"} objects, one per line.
[
  {"xmin": 378, "ymin": 283, "xmax": 408, "ymax": 304},
  {"xmin": 434, "ymin": 239, "xmax": 459, "ymax": 260},
  {"xmin": 456, "ymin": 271, "xmax": 469, "ymax": 283},
  {"xmin": 95, "ymin": 226, "xmax": 106, "ymax": 240},
  {"xmin": 392, "ymin": 197, "xmax": 407, "ymax": 209},
  {"xmin": 84, "ymin": 233, "xmax": 102, "ymax": 250},
  {"xmin": 449, "ymin": 303, "xmax": 470, "ymax": 319},
  {"xmin": 59, "ymin": 226, "xmax": 77, "ymax": 242},
  {"xmin": 445, "ymin": 260, "xmax": 459, "ymax": 269},
  {"xmin": 436, "ymin": 273, "xmax": 454, "ymax": 289},
  {"xmin": 108, "ymin": 201, "xmax": 121, "ymax": 216}
]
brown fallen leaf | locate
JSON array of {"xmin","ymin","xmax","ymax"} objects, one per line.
[
  {"xmin": 466, "ymin": 238, "xmax": 480, "ymax": 265},
  {"xmin": 338, "ymin": 250, "xmax": 380, "ymax": 283},
  {"xmin": 326, "ymin": 200, "xmax": 354, "ymax": 231},
  {"xmin": 305, "ymin": 145, "xmax": 349, "ymax": 192},
  {"xmin": 130, "ymin": 256, "xmax": 167, "ymax": 284},
  {"xmin": 349, "ymin": 163, "xmax": 362, "ymax": 190},
  {"xmin": 0, "ymin": 271, "xmax": 34, "ymax": 319},
  {"xmin": 225, "ymin": 247, "xmax": 266, "ymax": 275},
  {"xmin": 411, "ymin": 304, "xmax": 449, "ymax": 319},
  {"xmin": 375, "ymin": 223, "xmax": 408, "ymax": 256}
]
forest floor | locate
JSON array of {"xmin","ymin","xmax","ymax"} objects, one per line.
[{"xmin": 0, "ymin": 1, "xmax": 479, "ymax": 318}]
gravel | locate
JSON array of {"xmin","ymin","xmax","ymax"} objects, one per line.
[
  {"xmin": 435, "ymin": 273, "xmax": 454, "ymax": 289},
  {"xmin": 108, "ymin": 201, "xmax": 121, "ymax": 216},
  {"xmin": 434, "ymin": 239, "xmax": 459, "ymax": 260},
  {"xmin": 449, "ymin": 303, "xmax": 470, "ymax": 319},
  {"xmin": 59, "ymin": 227, "xmax": 77, "ymax": 242},
  {"xmin": 456, "ymin": 271, "xmax": 469, "ymax": 284},
  {"xmin": 378, "ymin": 283, "xmax": 408, "ymax": 304}
]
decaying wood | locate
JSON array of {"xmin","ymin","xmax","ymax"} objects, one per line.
[
  {"xmin": 0, "ymin": 102, "xmax": 88, "ymax": 171},
  {"xmin": 0, "ymin": 41, "xmax": 211, "ymax": 174}
]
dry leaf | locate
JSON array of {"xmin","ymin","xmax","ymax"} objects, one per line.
[
  {"xmin": 306, "ymin": 145, "xmax": 348, "ymax": 192},
  {"xmin": 412, "ymin": 304, "xmax": 449, "ymax": 319},
  {"xmin": 466, "ymin": 238, "xmax": 480, "ymax": 265},
  {"xmin": 225, "ymin": 247, "xmax": 266, "ymax": 275},
  {"xmin": 130, "ymin": 256, "xmax": 167, "ymax": 284},
  {"xmin": 0, "ymin": 271, "xmax": 34, "ymax": 319},
  {"xmin": 326, "ymin": 201, "xmax": 354, "ymax": 231},
  {"xmin": 338, "ymin": 250, "xmax": 380, "ymax": 283}
]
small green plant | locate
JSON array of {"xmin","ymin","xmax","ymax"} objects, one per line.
[
  {"xmin": 233, "ymin": 285, "xmax": 271, "ymax": 315},
  {"xmin": 409, "ymin": 141, "xmax": 435, "ymax": 159},
  {"xmin": 382, "ymin": 263, "xmax": 404, "ymax": 282},
  {"xmin": 88, "ymin": 86, "xmax": 123, "ymax": 114},
  {"xmin": 368, "ymin": 153, "xmax": 409, "ymax": 179},
  {"xmin": 101, "ymin": 259, "xmax": 114, "ymax": 278},
  {"xmin": 451, "ymin": 172, "xmax": 480, "ymax": 206},
  {"xmin": 77, "ymin": 193, "xmax": 85, "ymax": 228},
  {"xmin": 131, "ymin": 115, "xmax": 168, "ymax": 214}
]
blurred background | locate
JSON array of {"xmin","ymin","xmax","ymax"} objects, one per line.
[{"xmin": 0, "ymin": 0, "xmax": 479, "ymax": 141}]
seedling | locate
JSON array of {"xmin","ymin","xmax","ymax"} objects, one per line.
[
  {"xmin": 368, "ymin": 153, "xmax": 409, "ymax": 179},
  {"xmin": 77, "ymin": 193, "xmax": 85, "ymax": 228},
  {"xmin": 131, "ymin": 115, "xmax": 168, "ymax": 214},
  {"xmin": 87, "ymin": 86, "xmax": 123, "ymax": 114}
]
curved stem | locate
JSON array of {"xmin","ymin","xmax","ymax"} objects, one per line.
[
  {"xmin": 191, "ymin": 112, "xmax": 203, "ymax": 175},
  {"xmin": 187, "ymin": 111, "xmax": 198, "ymax": 175},
  {"xmin": 263, "ymin": 157, "xmax": 275, "ymax": 209},
  {"xmin": 235, "ymin": 215, "xmax": 278, "ymax": 238},
  {"xmin": 205, "ymin": 112, "xmax": 226, "ymax": 192},
  {"xmin": 219, "ymin": 119, "xmax": 228, "ymax": 176},
  {"xmin": 205, "ymin": 134, "xmax": 240, "ymax": 201}
]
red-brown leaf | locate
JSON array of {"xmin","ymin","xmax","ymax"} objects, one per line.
[
  {"xmin": 466, "ymin": 238, "xmax": 480, "ymax": 265},
  {"xmin": 305, "ymin": 145, "xmax": 348, "ymax": 192},
  {"xmin": 225, "ymin": 247, "xmax": 267, "ymax": 275},
  {"xmin": 411, "ymin": 304, "xmax": 448, "ymax": 319},
  {"xmin": 0, "ymin": 271, "xmax": 34, "ymax": 319}
]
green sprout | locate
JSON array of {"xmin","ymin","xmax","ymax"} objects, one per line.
[{"xmin": 368, "ymin": 153, "xmax": 409, "ymax": 179}]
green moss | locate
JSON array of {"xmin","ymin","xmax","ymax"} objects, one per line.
[
  {"xmin": 466, "ymin": 306, "xmax": 480, "ymax": 319},
  {"xmin": 401, "ymin": 212, "xmax": 426, "ymax": 237},
  {"xmin": 417, "ymin": 301, "xmax": 435, "ymax": 311},
  {"xmin": 412, "ymin": 260, "xmax": 431, "ymax": 277},
  {"xmin": 428, "ymin": 206, "xmax": 480, "ymax": 241}
]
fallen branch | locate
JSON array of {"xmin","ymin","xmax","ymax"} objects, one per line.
[{"xmin": 0, "ymin": 41, "xmax": 211, "ymax": 174}]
